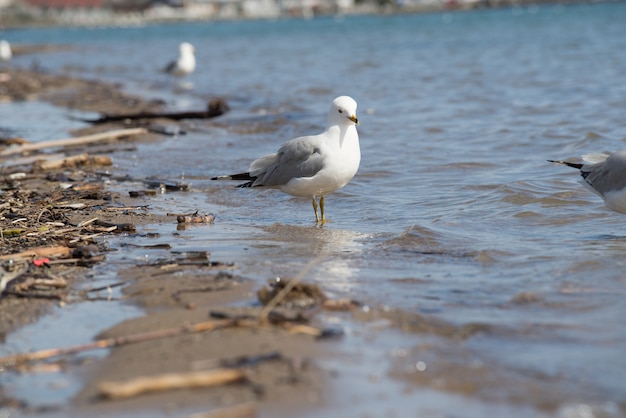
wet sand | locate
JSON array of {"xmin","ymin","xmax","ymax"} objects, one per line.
[
  {"xmin": 0, "ymin": 64, "xmax": 357, "ymax": 417},
  {"xmin": 0, "ymin": 65, "xmax": 485, "ymax": 415}
]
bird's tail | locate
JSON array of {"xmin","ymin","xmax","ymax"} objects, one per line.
[
  {"xmin": 211, "ymin": 172, "xmax": 257, "ymax": 188},
  {"xmin": 211, "ymin": 172, "xmax": 254, "ymax": 181},
  {"xmin": 547, "ymin": 160, "xmax": 583, "ymax": 170}
]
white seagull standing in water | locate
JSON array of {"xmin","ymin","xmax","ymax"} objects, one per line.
[
  {"xmin": 549, "ymin": 150, "xmax": 626, "ymax": 214},
  {"xmin": 0, "ymin": 40, "xmax": 12, "ymax": 62},
  {"xmin": 212, "ymin": 96, "xmax": 361, "ymax": 224},
  {"xmin": 164, "ymin": 42, "xmax": 195, "ymax": 77}
]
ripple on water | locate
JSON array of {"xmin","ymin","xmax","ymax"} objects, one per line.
[
  {"xmin": 378, "ymin": 224, "xmax": 511, "ymax": 263},
  {"xmin": 388, "ymin": 342, "xmax": 625, "ymax": 416}
]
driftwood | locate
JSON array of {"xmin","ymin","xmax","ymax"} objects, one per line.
[
  {"xmin": 0, "ymin": 318, "xmax": 235, "ymax": 366},
  {"xmin": 36, "ymin": 153, "xmax": 112, "ymax": 171},
  {"xmin": 98, "ymin": 368, "xmax": 246, "ymax": 399},
  {"xmin": 83, "ymin": 99, "xmax": 229, "ymax": 125},
  {"xmin": 0, "ymin": 245, "xmax": 71, "ymax": 261},
  {"xmin": 0, "ymin": 152, "xmax": 65, "ymax": 169},
  {"xmin": 0, "ymin": 128, "xmax": 147, "ymax": 157},
  {"xmin": 13, "ymin": 277, "xmax": 68, "ymax": 292},
  {"xmin": 0, "ymin": 313, "xmax": 337, "ymax": 368}
]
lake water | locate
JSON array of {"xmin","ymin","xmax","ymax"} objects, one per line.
[{"xmin": 2, "ymin": 3, "xmax": 626, "ymax": 417}]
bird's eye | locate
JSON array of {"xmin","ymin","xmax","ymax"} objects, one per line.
[{"xmin": 338, "ymin": 109, "xmax": 343, "ymax": 114}]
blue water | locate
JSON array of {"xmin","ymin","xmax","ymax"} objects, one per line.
[{"xmin": 2, "ymin": 3, "xmax": 626, "ymax": 417}]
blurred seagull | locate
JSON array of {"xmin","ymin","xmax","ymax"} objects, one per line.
[
  {"xmin": 212, "ymin": 96, "xmax": 361, "ymax": 224},
  {"xmin": 549, "ymin": 150, "xmax": 626, "ymax": 214},
  {"xmin": 164, "ymin": 42, "xmax": 195, "ymax": 76},
  {"xmin": 0, "ymin": 40, "xmax": 12, "ymax": 62}
]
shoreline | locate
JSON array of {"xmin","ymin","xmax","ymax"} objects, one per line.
[
  {"xmin": 1, "ymin": 65, "xmax": 167, "ymax": 337},
  {"xmin": 0, "ymin": 62, "xmax": 359, "ymax": 417},
  {"xmin": 0, "ymin": 61, "xmax": 491, "ymax": 417}
]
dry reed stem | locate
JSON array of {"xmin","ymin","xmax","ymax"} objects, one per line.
[
  {"xmin": 98, "ymin": 368, "xmax": 246, "ymax": 399},
  {"xmin": 0, "ymin": 318, "xmax": 235, "ymax": 366}
]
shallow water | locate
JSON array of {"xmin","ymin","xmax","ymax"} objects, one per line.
[{"xmin": 3, "ymin": 3, "xmax": 626, "ymax": 416}]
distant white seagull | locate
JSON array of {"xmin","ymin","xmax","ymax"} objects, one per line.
[
  {"xmin": 0, "ymin": 40, "xmax": 12, "ymax": 62},
  {"xmin": 164, "ymin": 42, "xmax": 195, "ymax": 76},
  {"xmin": 212, "ymin": 96, "xmax": 361, "ymax": 223},
  {"xmin": 549, "ymin": 150, "xmax": 626, "ymax": 214}
]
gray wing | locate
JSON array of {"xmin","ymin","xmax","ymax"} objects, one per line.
[
  {"xmin": 583, "ymin": 150, "xmax": 626, "ymax": 195},
  {"xmin": 254, "ymin": 135, "xmax": 325, "ymax": 187}
]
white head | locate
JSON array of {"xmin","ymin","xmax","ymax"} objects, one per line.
[
  {"xmin": 328, "ymin": 96, "xmax": 359, "ymax": 127},
  {"xmin": 179, "ymin": 42, "xmax": 195, "ymax": 56},
  {"xmin": 0, "ymin": 40, "xmax": 12, "ymax": 61}
]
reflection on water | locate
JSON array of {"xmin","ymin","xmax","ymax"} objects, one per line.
[{"xmin": 260, "ymin": 224, "xmax": 367, "ymax": 294}]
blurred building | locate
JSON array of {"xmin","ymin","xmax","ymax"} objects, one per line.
[
  {"xmin": 0, "ymin": 0, "xmax": 496, "ymax": 25},
  {"xmin": 21, "ymin": 0, "xmax": 103, "ymax": 7}
]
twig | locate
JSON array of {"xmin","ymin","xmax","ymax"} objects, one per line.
[
  {"xmin": 0, "ymin": 245, "xmax": 71, "ymax": 261},
  {"xmin": 36, "ymin": 207, "xmax": 52, "ymax": 223},
  {"xmin": 0, "ymin": 152, "xmax": 65, "ymax": 168},
  {"xmin": 0, "ymin": 319, "xmax": 235, "ymax": 366},
  {"xmin": 77, "ymin": 217, "xmax": 99, "ymax": 228},
  {"xmin": 104, "ymin": 206, "xmax": 149, "ymax": 212},
  {"xmin": 68, "ymin": 232, "xmax": 109, "ymax": 244},
  {"xmin": 0, "ymin": 316, "xmax": 331, "ymax": 368},
  {"xmin": 98, "ymin": 368, "xmax": 245, "ymax": 399},
  {"xmin": 83, "ymin": 281, "xmax": 127, "ymax": 293},
  {"xmin": 36, "ymin": 153, "xmax": 112, "ymax": 170},
  {"xmin": 83, "ymin": 99, "xmax": 228, "ymax": 125}
]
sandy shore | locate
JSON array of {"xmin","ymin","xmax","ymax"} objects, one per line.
[{"xmin": 0, "ymin": 63, "xmax": 356, "ymax": 417}]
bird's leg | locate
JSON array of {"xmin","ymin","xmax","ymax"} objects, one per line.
[
  {"xmin": 312, "ymin": 197, "xmax": 320, "ymax": 223},
  {"xmin": 320, "ymin": 196, "xmax": 327, "ymax": 223}
]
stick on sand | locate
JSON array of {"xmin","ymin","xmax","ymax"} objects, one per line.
[
  {"xmin": 98, "ymin": 368, "xmax": 246, "ymax": 399},
  {"xmin": 0, "ymin": 318, "xmax": 234, "ymax": 366}
]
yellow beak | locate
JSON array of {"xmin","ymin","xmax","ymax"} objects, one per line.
[{"xmin": 349, "ymin": 115, "xmax": 359, "ymax": 125}]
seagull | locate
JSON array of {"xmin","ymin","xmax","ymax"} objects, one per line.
[
  {"xmin": 212, "ymin": 96, "xmax": 361, "ymax": 224},
  {"xmin": 549, "ymin": 149, "xmax": 626, "ymax": 214},
  {"xmin": 164, "ymin": 42, "xmax": 195, "ymax": 77},
  {"xmin": 0, "ymin": 40, "xmax": 12, "ymax": 62}
]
